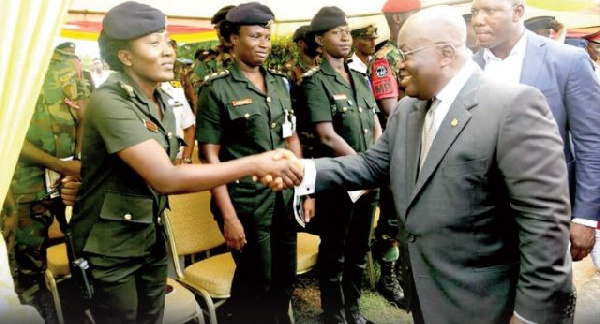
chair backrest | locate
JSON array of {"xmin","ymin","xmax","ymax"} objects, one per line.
[{"xmin": 166, "ymin": 191, "xmax": 225, "ymax": 256}]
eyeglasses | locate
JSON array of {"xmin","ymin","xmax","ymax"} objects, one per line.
[{"xmin": 399, "ymin": 43, "xmax": 453, "ymax": 61}]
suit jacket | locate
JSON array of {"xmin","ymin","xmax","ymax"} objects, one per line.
[
  {"xmin": 473, "ymin": 31, "xmax": 600, "ymax": 221},
  {"xmin": 313, "ymin": 70, "xmax": 573, "ymax": 323}
]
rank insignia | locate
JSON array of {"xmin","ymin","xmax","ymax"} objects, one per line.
[
  {"xmin": 450, "ymin": 118, "xmax": 459, "ymax": 127},
  {"xmin": 144, "ymin": 119, "xmax": 159, "ymax": 132}
]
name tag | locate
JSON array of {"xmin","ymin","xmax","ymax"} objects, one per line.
[
  {"xmin": 332, "ymin": 93, "xmax": 347, "ymax": 100},
  {"xmin": 232, "ymin": 98, "xmax": 253, "ymax": 107}
]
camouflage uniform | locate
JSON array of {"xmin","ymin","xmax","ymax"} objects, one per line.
[
  {"xmin": 370, "ymin": 40, "xmax": 402, "ymax": 96},
  {"xmin": 11, "ymin": 44, "xmax": 90, "ymax": 320},
  {"xmin": 190, "ymin": 46, "xmax": 234, "ymax": 91}
]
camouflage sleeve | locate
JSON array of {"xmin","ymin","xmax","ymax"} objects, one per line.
[{"xmin": 87, "ymin": 90, "xmax": 154, "ymax": 154}]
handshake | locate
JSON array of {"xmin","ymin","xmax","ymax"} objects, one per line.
[{"xmin": 252, "ymin": 149, "xmax": 305, "ymax": 191}]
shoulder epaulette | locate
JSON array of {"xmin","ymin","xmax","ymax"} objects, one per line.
[
  {"xmin": 119, "ymin": 82, "xmax": 136, "ymax": 98},
  {"xmin": 268, "ymin": 69, "xmax": 287, "ymax": 77},
  {"xmin": 202, "ymin": 70, "xmax": 230, "ymax": 83},
  {"xmin": 301, "ymin": 66, "xmax": 321, "ymax": 79}
]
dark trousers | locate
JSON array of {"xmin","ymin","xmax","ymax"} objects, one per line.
[
  {"xmin": 88, "ymin": 243, "xmax": 168, "ymax": 324},
  {"xmin": 221, "ymin": 193, "xmax": 297, "ymax": 324},
  {"xmin": 316, "ymin": 189, "xmax": 378, "ymax": 324}
]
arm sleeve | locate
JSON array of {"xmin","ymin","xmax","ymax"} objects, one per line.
[
  {"xmin": 195, "ymin": 85, "xmax": 223, "ymax": 145},
  {"xmin": 565, "ymin": 51, "xmax": 600, "ymax": 221},
  {"xmin": 496, "ymin": 86, "xmax": 573, "ymax": 322},
  {"xmin": 87, "ymin": 91, "xmax": 154, "ymax": 154},
  {"xmin": 301, "ymin": 77, "xmax": 332, "ymax": 123}
]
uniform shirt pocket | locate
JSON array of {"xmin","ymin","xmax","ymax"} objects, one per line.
[{"xmin": 83, "ymin": 191, "xmax": 156, "ymax": 257}]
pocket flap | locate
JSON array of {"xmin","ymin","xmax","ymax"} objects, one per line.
[{"xmin": 100, "ymin": 191, "xmax": 153, "ymax": 224}]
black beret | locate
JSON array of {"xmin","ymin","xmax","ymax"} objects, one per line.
[
  {"xmin": 351, "ymin": 25, "xmax": 378, "ymax": 39},
  {"xmin": 225, "ymin": 2, "xmax": 274, "ymax": 26},
  {"xmin": 293, "ymin": 25, "xmax": 312, "ymax": 43},
  {"xmin": 310, "ymin": 6, "xmax": 347, "ymax": 33},
  {"xmin": 463, "ymin": 13, "xmax": 472, "ymax": 22},
  {"xmin": 524, "ymin": 16, "xmax": 555, "ymax": 31},
  {"xmin": 211, "ymin": 5, "xmax": 236, "ymax": 25},
  {"xmin": 103, "ymin": 1, "xmax": 166, "ymax": 40}
]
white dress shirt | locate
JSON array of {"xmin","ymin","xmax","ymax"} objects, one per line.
[
  {"xmin": 482, "ymin": 32, "xmax": 527, "ymax": 85},
  {"xmin": 347, "ymin": 53, "xmax": 370, "ymax": 74}
]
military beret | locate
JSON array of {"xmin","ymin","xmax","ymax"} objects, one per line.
[
  {"xmin": 583, "ymin": 30, "xmax": 600, "ymax": 44},
  {"xmin": 211, "ymin": 5, "xmax": 236, "ymax": 25},
  {"xmin": 381, "ymin": 0, "xmax": 421, "ymax": 14},
  {"xmin": 225, "ymin": 2, "xmax": 275, "ymax": 26},
  {"xmin": 56, "ymin": 42, "xmax": 75, "ymax": 50},
  {"xmin": 524, "ymin": 16, "xmax": 555, "ymax": 31},
  {"xmin": 310, "ymin": 6, "xmax": 347, "ymax": 33},
  {"xmin": 293, "ymin": 25, "xmax": 312, "ymax": 43},
  {"xmin": 351, "ymin": 24, "xmax": 378, "ymax": 39},
  {"xmin": 102, "ymin": 1, "xmax": 166, "ymax": 40},
  {"xmin": 463, "ymin": 13, "xmax": 472, "ymax": 23}
]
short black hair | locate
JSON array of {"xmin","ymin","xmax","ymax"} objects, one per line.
[
  {"xmin": 219, "ymin": 20, "xmax": 241, "ymax": 44},
  {"xmin": 98, "ymin": 31, "xmax": 130, "ymax": 72}
]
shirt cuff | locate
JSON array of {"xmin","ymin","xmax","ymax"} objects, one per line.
[
  {"xmin": 572, "ymin": 218, "xmax": 598, "ymax": 228},
  {"xmin": 514, "ymin": 311, "xmax": 538, "ymax": 324},
  {"xmin": 295, "ymin": 159, "xmax": 315, "ymax": 196}
]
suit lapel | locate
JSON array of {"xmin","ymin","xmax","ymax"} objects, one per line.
[
  {"xmin": 404, "ymin": 101, "xmax": 427, "ymax": 205},
  {"xmin": 407, "ymin": 72, "xmax": 481, "ymax": 210},
  {"xmin": 520, "ymin": 31, "xmax": 548, "ymax": 86}
]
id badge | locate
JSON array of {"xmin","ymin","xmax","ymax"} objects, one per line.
[{"xmin": 283, "ymin": 120, "xmax": 293, "ymax": 138}]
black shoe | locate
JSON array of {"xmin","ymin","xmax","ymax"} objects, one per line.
[
  {"xmin": 347, "ymin": 313, "xmax": 374, "ymax": 324},
  {"xmin": 376, "ymin": 268, "xmax": 406, "ymax": 309}
]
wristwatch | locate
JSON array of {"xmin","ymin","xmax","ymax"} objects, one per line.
[{"xmin": 183, "ymin": 157, "xmax": 193, "ymax": 164}]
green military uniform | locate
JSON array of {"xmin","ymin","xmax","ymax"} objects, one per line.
[
  {"xmin": 189, "ymin": 47, "xmax": 234, "ymax": 91},
  {"xmin": 196, "ymin": 62, "xmax": 297, "ymax": 323},
  {"xmin": 301, "ymin": 58, "xmax": 380, "ymax": 324},
  {"xmin": 69, "ymin": 71, "xmax": 179, "ymax": 323},
  {"xmin": 11, "ymin": 43, "xmax": 90, "ymax": 321}
]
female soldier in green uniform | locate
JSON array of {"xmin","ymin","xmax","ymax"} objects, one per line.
[
  {"xmin": 195, "ymin": 3, "xmax": 311, "ymax": 323},
  {"xmin": 301, "ymin": 7, "xmax": 382, "ymax": 324},
  {"xmin": 68, "ymin": 2, "xmax": 302, "ymax": 323}
]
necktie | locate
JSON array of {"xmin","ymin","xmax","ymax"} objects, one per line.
[{"xmin": 420, "ymin": 98, "xmax": 439, "ymax": 171}]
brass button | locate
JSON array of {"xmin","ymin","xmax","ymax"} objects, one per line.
[
  {"xmin": 244, "ymin": 113, "xmax": 250, "ymax": 118},
  {"xmin": 123, "ymin": 213, "xmax": 132, "ymax": 221},
  {"xmin": 167, "ymin": 132, "xmax": 173, "ymax": 139},
  {"xmin": 271, "ymin": 122, "xmax": 277, "ymax": 129},
  {"xmin": 363, "ymin": 129, "xmax": 369, "ymax": 134},
  {"xmin": 266, "ymin": 97, "xmax": 271, "ymax": 103},
  {"xmin": 235, "ymin": 179, "xmax": 240, "ymax": 184},
  {"xmin": 359, "ymin": 107, "xmax": 363, "ymax": 113},
  {"xmin": 342, "ymin": 107, "xmax": 348, "ymax": 112},
  {"xmin": 157, "ymin": 216, "xmax": 162, "ymax": 225}
]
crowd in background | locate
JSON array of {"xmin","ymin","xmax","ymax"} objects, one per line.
[{"xmin": 2, "ymin": 0, "xmax": 600, "ymax": 323}]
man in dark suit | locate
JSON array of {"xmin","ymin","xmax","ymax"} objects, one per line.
[
  {"xmin": 470, "ymin": 0, "xmax": 600, "ymax": 262},
  {"xmin": 275, "ymin": 6, "xmax": 575, "ymax": 324}
]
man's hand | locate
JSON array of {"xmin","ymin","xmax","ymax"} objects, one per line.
[
  {"xmin": 59, "ymin": 160, "xmax": 82, "ymax": 178},
  {"xmin": 60, "ymin": 176, "xmax": 81, "ymax": 206},
  {"xmin": 253, "ymin": 149, "xmax": 304, "ymax": 190},
  {"xmin": 570, "ymin": 222, "xmax": 596, "ymax": 261},
  {"xmin": 223, "ymin": 217, "xmax": 246, "ymax": 251}
]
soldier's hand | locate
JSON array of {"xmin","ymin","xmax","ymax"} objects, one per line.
[
  {"xmin": 2, "ymin": 208, "xmax": 17, "ymax": 251},
  {"xmin": 223, "ymin": 217, "xmax": 246, "ymax": 251},
  {"xmin": 60, "ymin": 176, "xmax": 81, "ymax": 206},
  {"xmin": 302, "ymin": 197, "xmax": 315, "ymax": 223},
  {"xmin": 252, "ymin": 149, "xmax": 304, "ymax": 190},
  {"xmin": 59, "ymin": 160, "xmax": 82, "ymax": 178}
]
